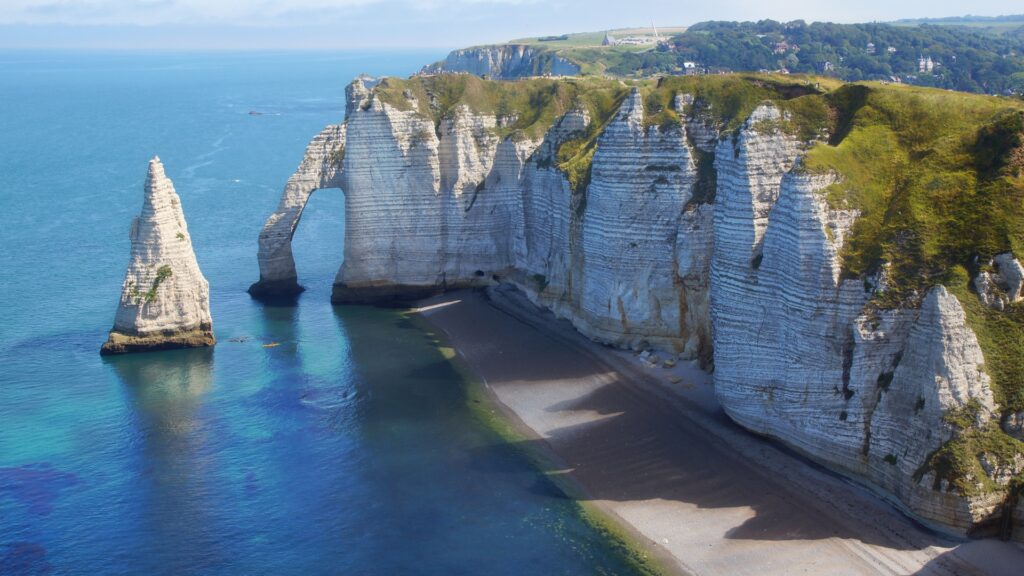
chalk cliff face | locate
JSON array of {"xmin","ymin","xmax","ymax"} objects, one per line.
[
  {"xmin": 573, "ymin": 90, "xmax": 697, "ymax": 350},
  {"xmin": 421, "ymin": 45, "xmax": 581, "ymax": 79},
  {"xmin": 707, "ymin": 115, "xmax": 1002, "ymax": 533},
  {"xmin": 254, "ymin": 76, "xmax": 1024, "ymax": 538},
  {"xmin": 250, "ymin": 123, "xmax": 345, "ymax": 297},
  {"xmin": 102, "ymin": 157, "xmax": 214, "ymax": 354},
  {"xmin": 332, "ymin": 78, "xmax": 516, "ymax": 301}
]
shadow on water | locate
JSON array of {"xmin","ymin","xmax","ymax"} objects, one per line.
[
  {"xmin": 0, "ymin": 542, "xmax": 52, "ymax": 575},
  {"xmin": 330, "ymin": 304, "xmax": 468, "ymax": 421},
  {"xmin": 105, "ymin": 347, "xmax": 225, "ymax": 572},
  {"xmin": 254, "ymin": 299, "xmax": 301, "ymax": 366},
  {"xmin": 325, "ymin": 304, "xmax": 645, "ymax": 574},
  {"xmin": 246, "ymin": 290, "xmax": 303, "ymax": 308},
  {"xmin": 332, "ymin": 303, "xmax": 567, "ymax": 498}
]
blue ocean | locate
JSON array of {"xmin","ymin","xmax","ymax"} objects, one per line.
[{"xmin": 0, "ymin": 51, "xmax": 643, "ymax": 575}]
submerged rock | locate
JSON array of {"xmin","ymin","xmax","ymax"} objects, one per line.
[{"xmin": 101, "ymin": 157, "xmax": 214, "ymax": 355}]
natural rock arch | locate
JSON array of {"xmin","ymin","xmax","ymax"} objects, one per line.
[{"xmin": 248, "ymin": 124, "xmax": 346, "ymax": 299}]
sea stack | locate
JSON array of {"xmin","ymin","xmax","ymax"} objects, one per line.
[{"xmin": 101, "ymin": 157, "xmax": 214, "ymax": 355}]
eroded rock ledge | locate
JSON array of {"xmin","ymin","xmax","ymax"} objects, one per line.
[
  {"xmin": 102, "ymin": 157, "xmax": 214, "ymax": 355},
  {"xmin": 254, "ymin": 74, "xmax": 1024, "ymax": 539}
]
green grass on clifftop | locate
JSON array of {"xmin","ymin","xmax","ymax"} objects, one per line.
[
  {"xmin": 368, "ymin": 72, "xmax": 1024, "ymax": 498},
  {"xmin": 374, "ymin": 74, "xmax": 630, "ymax": 194},
  {"xmin": 794, "ymin": 83, "xmax": 1024, "ymax": 498},
  {"xmin": 800, "ymin": 85, "xmax": 1024, "ymax": 417},
  {"xmin": 374, "ymin": 75, "xmax": 625, "ymax": 141}
]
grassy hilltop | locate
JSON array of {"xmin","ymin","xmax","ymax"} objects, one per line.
[{"xmin": 470, "ymin": 19, "xmax": 1024, "ymax": 94}]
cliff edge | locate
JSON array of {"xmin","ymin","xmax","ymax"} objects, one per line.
[{"xmin": 421, "ymin": 44, "xmax": 581, "ymax": 79}]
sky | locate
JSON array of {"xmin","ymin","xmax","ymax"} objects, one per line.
[{"xmin": 0, "ymin": 0, "xmax": 1022, "ymax": 50}]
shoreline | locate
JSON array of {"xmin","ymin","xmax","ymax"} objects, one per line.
[
  {"xmin": 413, "ymin": 285, "xmax": 1024, "ymax": 576},
  {"xmin": 410, "ymin": 305, "xmax": 678, "ymax": 576}
]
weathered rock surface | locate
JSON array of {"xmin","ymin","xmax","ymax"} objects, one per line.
[
  {"xmin": 974, "ymin": 252, "xmax": 1024, "ymax": 310},
  {"xmin": 332, "ymin": 80, "xmax": 513, "ymax": 303},
  {"xmin": 102, "ymin": 157, "xmax": 214, "ymax": 355},
  {"xmin": 708, "ymin": 108, "xmax": 1008, "ymax": 535},
  {"xmin": 250, "ymin": 123, "xmax": 346, "ymax": 298},
  {"xmin": 868, "ymin": 286, "xmax": 999, "ymax": 533},
  {"xmin": 420, "ymin": 45, "xmax": 580, "ymax": 79},
  {"xmin": 254, "ymin": 77, "xmax": 1022, "ymax": 538},
  {"xmin": 574, "ymin": 89, "xmax": 697, "ymax": 350}
]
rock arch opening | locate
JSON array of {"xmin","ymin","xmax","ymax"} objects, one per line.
[
  {"xmin": 248, "ymin": 124, "xmax": 346, "ymax": 300},
  {"xmin": 291, "ymin": 187, "xmax": 345, "ymax": 296}
]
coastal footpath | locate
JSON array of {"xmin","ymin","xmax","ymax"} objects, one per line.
[
  {"xmin": 102, "ymin": 157, "xmax": 214, "ymax": 354},
  {"xmin": 253, "ymin": 73, "xmax": 1024, "ymax": 539}
]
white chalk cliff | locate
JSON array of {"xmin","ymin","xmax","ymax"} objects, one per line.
[
  {"xmin": 254, "ymin": 77, "xmax": 1023, "ymax": 538},
  {"xmin": 250, "ymin": 123, "xmax": 346, "ymax": 297},
  {"xmin": 103, "ymin": 157, "xmax": 214, "ymax": 354},
  {"xmin": 421, "ymin": 45, "xmax": 581, "ymax": 79}
]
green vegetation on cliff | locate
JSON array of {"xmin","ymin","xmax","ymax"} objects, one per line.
[
  {"xmin": 794, "ymin": 83, "xmax": 1024, "ymax": 425},
  {"xmin": 803, "ymin": 86, "xmax": 1024, "ymax": 295},
  {"xmin": 374, "ymin": 74, "xmax": 624, "ymax": 141},
  {"xmin": 374, "ymin": 74, "xmax": 629, "ymax": 194},
  {"xmin": 790, "ymin": 83, "xmax": 1024, "ymax": 498},
  {"xmin": 367, "ymin": 71, "xmax": 1024, "ymax": 499},
  {"xmin": 923, "ymin": 270, "xmax": 1024, "ymax": 499},
  {"xmin": 127, "ymin": 264, "xmax": 174, "ymax": 305}
]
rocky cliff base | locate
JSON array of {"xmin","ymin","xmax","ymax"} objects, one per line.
[{"xmin": 101, "ymin": 325, "xmax": 215, "ymax": 355}]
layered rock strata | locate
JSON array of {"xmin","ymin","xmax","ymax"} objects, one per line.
[
  {"xmin": 707, "ymin": 114, "xmax": 1002, "ymax": 533},
  {"xmin": 254, "ymin": 77, "xmax": 1022, "ymax": 538},
  {"xmin": 249, "ymin": 123, "xmax": 346, "ymax": 298},
  {"xmin": 573, "ymin": 90, "xmax": 697, "ymax": 350},
  {"xmin": 420, "ymin": 45, "xmax": 581, "ymax": 79},
  {"xmin": 277, "ymin": 81, "xmax": 714, "ymax": 349},
  {"xmin": 102, "ymin": 157, "xmax": 214, "ymax": 355}
]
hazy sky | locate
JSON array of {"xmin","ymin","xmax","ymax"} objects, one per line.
[{"xmin": 0, "ymin": 0, "xmax": 1021, "ymax": 50}]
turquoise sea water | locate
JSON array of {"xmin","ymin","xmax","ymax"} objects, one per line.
[{"xmin": 0, "ymin": 52, "xmax": 643, "ymax": 575}]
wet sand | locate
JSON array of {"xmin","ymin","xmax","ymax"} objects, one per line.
[{"xmin": 415, "ymin": 286, "xmax": 1024, "ymax": 576}]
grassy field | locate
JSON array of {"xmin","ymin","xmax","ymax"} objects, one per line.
[
  {"xmin": 890, "ymin": 15, "xmax": 1024, "ymax": 36},
  {"xmin": 510, "ymin": 26, "xmax": 687, "ymax": 48}
]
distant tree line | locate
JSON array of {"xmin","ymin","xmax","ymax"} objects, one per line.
[{"xmin": 670, "ymin": 20, "xmax": 1024, "ymax": 94}]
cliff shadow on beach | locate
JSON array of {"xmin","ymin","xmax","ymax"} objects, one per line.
[{"xmin": 416, "ymin": 289, "xmax": 1024, "ymax": 576}]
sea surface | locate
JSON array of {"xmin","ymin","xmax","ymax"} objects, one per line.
[{"xmin": 0, "ymin": 52, "xmax": 643, "ymax": 575}]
